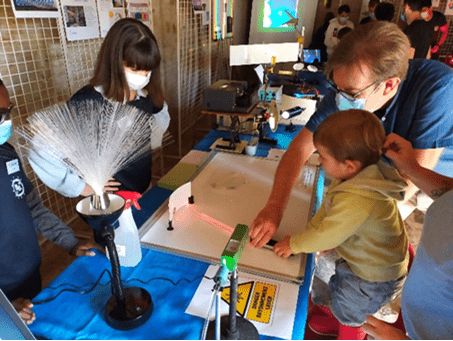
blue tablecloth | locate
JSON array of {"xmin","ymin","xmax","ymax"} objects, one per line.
[{"xmin": 29, "ymin": 127, "xmax": 316, "ymax": 340}]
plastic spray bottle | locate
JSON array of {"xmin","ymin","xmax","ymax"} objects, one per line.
[{"xmin": 110, "ymin": 190, "xmax": 142, "ymax": 267}]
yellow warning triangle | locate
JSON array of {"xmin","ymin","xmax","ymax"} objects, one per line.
[{"xmin": 221, "ymin": 281, "xmax": 254, "ymax": 317}]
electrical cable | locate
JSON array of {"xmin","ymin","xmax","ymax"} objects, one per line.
[{"xmin": 32, "ymin": 269, "xmax": 211, "ymax": 305}]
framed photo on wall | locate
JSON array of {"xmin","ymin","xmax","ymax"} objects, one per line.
[{"xmin": 11, "ymin": 0, "xmax": 60, "ymax": 18}]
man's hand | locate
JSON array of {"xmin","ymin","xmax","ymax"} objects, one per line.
[
  {"xmin": 362, "ymin": 315, "xmax": 409, "ymax": 340},
  {"xmin": 11, "ymin": 298, "xmax": 35, "ymax": 325},
  {"xmin": 249, "ymin": 206, "xmax": 280, "ymax": 248},
  {"xmin": 273, "ymin": 235, "xmax": 293, "ymax": 259},
  {"xmin": 70, "ymin": 239, "xmax": 100, "ymax": 256}
]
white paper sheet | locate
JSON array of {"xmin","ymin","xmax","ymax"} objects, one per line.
[
  {"xmin": 186, "ymin": 265, "xmax": 300, "ymax": 340},
  {"xmin": 230, "ymin": 43, "xmax": 299, "ymax": 66},
  {"xmin": 61, "ymin": 0, "xmax": 100, "ymax": 41},
  {"xmin": 97, "ymin": 0, "xmax": 125, "ymax": 38}
]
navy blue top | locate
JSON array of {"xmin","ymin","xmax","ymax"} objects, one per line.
[
  {"xmin": 306, "ymin": 59, "xmax": 453, "ymax": 149},
  {"xmin": 0, "ymin": 143, "xmax": 41, "ymax": 294},
  {"xmin": 70, "ymin": 86, "xmax": 158, "ymax": 194}
]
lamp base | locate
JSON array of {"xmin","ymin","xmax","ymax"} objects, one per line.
[
  {"xmin": 206, "ymin": 315, "xmax": 260, "ymax": 340},
  {"xmin": 105, "ymin": 287, "xmax": 153, "ymax": 330}
]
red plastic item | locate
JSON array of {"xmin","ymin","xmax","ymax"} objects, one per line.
[
  {"xmin": 115, "ymin": 191, "xmax": 142, "ymax": 210},
  {"xmin": 307, "ymin": 243, "xmax": 416, "ymax": 340}
]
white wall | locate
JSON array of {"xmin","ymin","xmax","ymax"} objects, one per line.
[{"xmin": 248, "ymin": 0, "xmax": 318, "ymax": 46}]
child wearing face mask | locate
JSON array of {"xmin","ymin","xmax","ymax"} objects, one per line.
[
  {"xmin": 0, "ymin": 79, "xmax": 98, "ymax": 326},
  {"xmin": 28, "ymin": 18, "xmax": 170, "ymax": 196},
  {"xmin": 324, "ymin": 5, "xmax": 354, "ymax": 60}
]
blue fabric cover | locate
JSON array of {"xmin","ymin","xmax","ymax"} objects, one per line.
[{"xmin": 29, "ymin": 247, "xmax": 314, "ymax": 340}]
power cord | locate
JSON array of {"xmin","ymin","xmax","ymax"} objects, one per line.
[{"xmin": 33, "ymin": 270, "xmax": 212, "ymax": 305}]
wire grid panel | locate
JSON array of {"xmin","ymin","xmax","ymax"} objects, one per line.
[
  {"xmin": 210, "ymin": 38, "xmax": 230, "ymax": 83},
  {"xmin": 178, "ymin": 0, "xmax": 212, "ymax": 135},
  {"xmin": 0, "ymin": 0, "xmax": 96, "ymax": 223},
  {"xmin": 65, "ymin": 38, "xmax": 103, "ymax": 94}
]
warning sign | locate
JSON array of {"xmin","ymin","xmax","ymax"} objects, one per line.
[
  {"xmin": 221, "ymin": 281, "xmax": 253, "ymax": 316},
  {"xmin": 246, "ymin": 282, "xmax": 276, "ymax": 324}
]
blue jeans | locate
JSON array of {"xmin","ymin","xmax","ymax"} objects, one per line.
[{"xmin": 311, "ymin": 254, "xmax": 405, "ymax": 327}]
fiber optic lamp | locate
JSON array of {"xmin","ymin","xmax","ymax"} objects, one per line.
[{"xmin": 76, "ymin": 193, "xmax": 153, "ymax": 330}]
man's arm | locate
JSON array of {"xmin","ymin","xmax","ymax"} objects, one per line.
[
  {"xmin": 250, "ymin": 127, "xmax": 316, "ymax": 248},
  {"xmin": 401, "ymin": 147, "xmax": 443, "ymax": 203}
]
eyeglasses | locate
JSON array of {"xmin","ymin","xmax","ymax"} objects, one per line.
[
  {"xmin": 327, "ymin": 79, "xmax": 379, "ymax": 101},
  {"xmin": 0, "ymin": 105, "xmax": 13, "ymax": 125}
]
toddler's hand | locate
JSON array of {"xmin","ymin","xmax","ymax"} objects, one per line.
[{"xmin": 273, "ymin": 236, "xmax": 293, "ymax": 259}]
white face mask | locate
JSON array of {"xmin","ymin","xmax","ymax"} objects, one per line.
[
  {"xmin": 420, "ymin": 11, "xmax": 429, "ymax": 19},
  {"xmin": 125, "ymin": 70, "xmax": 151, "ymax": 91}
]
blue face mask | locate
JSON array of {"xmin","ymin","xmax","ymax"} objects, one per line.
[
  {"xmin": 335, "ymin": 82, "xmax": 383, "ymax": 112},
  {"xmin": 339, "ymin": 16, "xmax": 349, "ymax": 24},
  {"xmin": 400, "ymin": 11, "xmax": 407, "ymax": 22},
  {"xmin": 369, "ymin": 12, "xmax": 376, "ymax": 20},
  {"xmin": 335, "ymin": 93, "xmax": 367, "ymax": 111},
  {"xmin": 0, "ymin": 120, "xmax": 12, "ymax": 145}
]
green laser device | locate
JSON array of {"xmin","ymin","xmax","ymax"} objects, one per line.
[{"xmin": 220, "ymin": 224, "xmax": 249, "ymax": 272}]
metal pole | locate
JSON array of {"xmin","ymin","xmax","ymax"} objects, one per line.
[
  {"xmin": 215, "ymin": 289, "xmax": 221, "ymax": 340},
  {"xmin": 228, "ymin": 270, "xmax": 239, "ymax": 338}
]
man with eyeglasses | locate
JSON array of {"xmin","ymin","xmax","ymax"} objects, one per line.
[
  {"xmin": 250, "ymin": 21, "xmax": 453, "ymax": 249},
  {"xmin": 0, "ymin": 79, "xmax": 98, "ymax": 325}
]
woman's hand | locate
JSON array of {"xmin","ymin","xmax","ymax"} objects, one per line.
[
  {"xmin": 81, "ymin": 178, "xmax": 122, "ymax": 196},
  {"xmin": 384, "ymin": 133, "xmax": 420, "ymax": 179}
]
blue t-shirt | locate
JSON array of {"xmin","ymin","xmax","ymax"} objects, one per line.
[
  {"xmin": 305, "ymin": 59, "xmax": 453, "ymax": 149},
  {"xmin": 401, "ymin": 190, "xmax": 453, "ymax": 339}
]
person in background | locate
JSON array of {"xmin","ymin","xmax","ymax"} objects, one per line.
[
  {"xmin": 375, "ymin": 2, "xmax": 395, "ymax": 22},
  {"xmin": 309, "ymin": 11, "xmax": 336, "ymax": 63},
  {"xmin": 274, "ymin": 110, "xmax": 409, "ymax": 339},
  {"xmin": 360, "ymin": 0, "xmax": 381, "ymax": 24},
  {"xmin": 337, "ymin": 26, "xmax": 352, "ymax": 40},
  {"xmin": 402, "ymin": 0, "xmax": 434, "ymax": 59},
  {"xmin": 423, "ymin": 6, "xmax": 448, "ymax": 58},
  {"xmin": 28, "ymin": 18, "xmax": 170, "ymax": 197},
  {"xmin": 363, "ymin": 133, "xmax": 453, "ymax": 340},
  {"xmin": 0, "ymin": 79, "xmax": 97, "ymax": 325},
  {"xmin": 324, "ymin": 5, "xmax": 354, "ymax": 59},
  {"xmin": 250, "ymin": 22, "xmax": 453, "ymax": 253}
]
